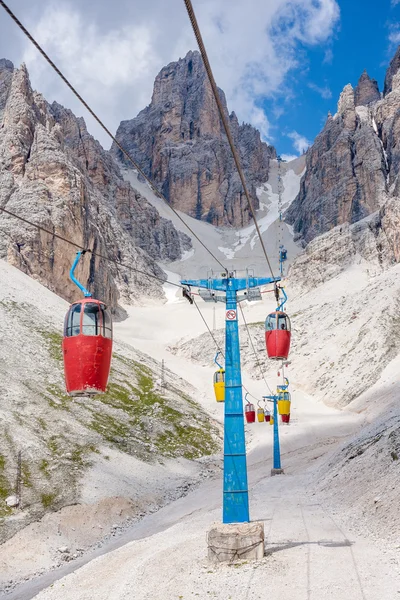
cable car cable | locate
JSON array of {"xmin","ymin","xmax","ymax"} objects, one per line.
[
  {"xmin": 0, "ymin": 0, "xmax": 228, "ymax": 274},
  {"xmin": 238, "ymin": 302, "xmax": 273, "ymax": 395},
  {"xmin": 182, "ymin": 0, "xmax": 277, "ymax": 282},
  {"xmin": 192, "ymin": 296, "xmax": 268, "ymax": 402},
  {"xmin": 0, "ymin": 208, "xmax": 186, "ymax": 291}
]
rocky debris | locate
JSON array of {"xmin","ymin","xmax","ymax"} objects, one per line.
[
  {"xmin": 354, "ymin": 71, "xmax": 380, "ymax": 107},
  {"xmin": 112, "ymin": 50, "xmax": 276, "ymax": 227},
  {"xmin": 0, "ymin": 60, "xmax": 189, "ymax": 307},
  {"xmin": 5, "ymin": 495, "xmax": 19, "ymax": 508},
  {"xmin": 316, "ymin": 403, "xmax": 400, "ymax": 545}
]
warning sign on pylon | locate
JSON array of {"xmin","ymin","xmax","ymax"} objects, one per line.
[{"xmin": 226, "ymin": 310, "xmax": 237, "ymax": 321}]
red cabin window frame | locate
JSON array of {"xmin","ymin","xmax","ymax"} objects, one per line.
[
  {"xmin": 64, "ymin": 302, "xmax": 113, "ymax": 339},
  {"xmin": 265, "ymin": 312, "xmax": 291, "ymax": 332}
]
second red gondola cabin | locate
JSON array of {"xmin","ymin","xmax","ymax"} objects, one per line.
[
  {"xmin": 63, "ymin": 298, "xmax": 113, "ymax": 396},
  {"xmin": 265, "ymin": 311, "xmax": 291, "ymax": 360}
]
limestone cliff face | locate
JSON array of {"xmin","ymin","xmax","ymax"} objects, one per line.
[
  {"xmin": 286, "ymin": 81, "xmax": 388, "ymax": 245},
  {"xmin": 384, "ymin": 46, "xmax": 400, "ymax": 96},
  {"xmin": 286, "ymin": 51, "xmax": 400, "ymax": 247},
  {"xmin": 112, "ymin": 51, "xmax": 276, "ymax": 227},
  {"xmin": 287, "ymin": 47, "xmax": 400, "ymax": 248},
  {"xmin": 0, "ymin": 61, "xmax": 189, "ymax": 307}
]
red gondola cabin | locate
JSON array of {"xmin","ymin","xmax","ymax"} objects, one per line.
[
  {"xmin": 63, "ymin": 298, "xmax": 113, "ymax": 396},
  {"xmin": 244, "ymin": 403, "xmax": 256, "ymax": 424},
  {"xmin": 265, "ymin": 311, "xmax": 291, "ymax": 360}
]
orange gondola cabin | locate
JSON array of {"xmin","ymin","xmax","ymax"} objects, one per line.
[
  {"xmin": 265, "ymin": 311, "xmax": 291, "ymax": 360},
  {"xmin": 63, "ymin": 298, "xmax": 113, "ymax": 396}
]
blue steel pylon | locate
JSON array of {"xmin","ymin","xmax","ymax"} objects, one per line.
[
  {"xmin": 264, "ymin": 395, "xmax": 282, "ymax": 471},
  {"xmin": 181, "ymin": 273, "xmax": 279, "ymax": 523}
]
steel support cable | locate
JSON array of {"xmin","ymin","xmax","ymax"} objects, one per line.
[
  {"xmin": 0, "ymin": 0, "xmax": 227, "ymax": 274},
  {"xmin": 238, "ymin": 302, "xmax": 273, "ymax": 395},
  {"xmin": 192, "ymin": 298, "xmax": 266, "ymax": 402},
  {"xmin": 183, "ymin": 0, "xmax": 277, "ymax": 281},
  {"xmin": 0, "ymin": 207, "xmax": 186, "ymax": 291},
  {"xmin": 193, "ymin": 298, "xmax": 224, "ymax": 357}
]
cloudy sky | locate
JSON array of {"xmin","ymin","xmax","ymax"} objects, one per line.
[{"xmin": 1, "ymin": 0, "xmax": 400, "ymax": 158}]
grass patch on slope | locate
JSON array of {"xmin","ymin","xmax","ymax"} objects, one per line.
[
  {"xmin": 90, "ymin": 354, "xmax": 219, "ymax": 460},
  {"xmin": 0, "ymin": 455, "xmax": 12, "ymax": 518}
]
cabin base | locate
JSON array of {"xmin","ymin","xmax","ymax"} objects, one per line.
[
  {"xmin": 207, "ymin": 522, "xmax": 264, "ymax": 563},
  {"xmin": 271, "ymin": 468, "xmax": 284, "ymax": 476}
]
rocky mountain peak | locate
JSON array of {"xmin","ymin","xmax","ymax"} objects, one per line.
[
  {"xmin": 0, "ymin": 60, "xmax": 189, "ymax": 308},
  {"xmin": 354, "ymin": 70, "xmax": 380, "ymax": 106},
  {"xmin": 0, "ymin": 58, "xmax": 13, "ymax": 72},
  {"xmin": 286, "ymin": 73, "xmax": 388, "ymax": 245},
  {"xmin": 112, "ymin": 50, "xmax": 276, "ymax": 227},
  {"xmin": 384, "ymin": 45, "xmax": 400, "ymax": 96},
  {"xmin": 337, "ymin": 83, "xmax": 355, "ymax": 114}
]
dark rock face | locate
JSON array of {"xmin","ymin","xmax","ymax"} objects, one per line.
[
  {"xmin": 49, "ymin": 102, "xmax": 190, "ymax": 264},
  {"xmin": 0, "ymin": 59, "xmax": 14, "ymax": 118},
  {"xmin": 287, "ymin": 45, "xmax": 400, "ymax": 247},
  {"xmin": 0, "ymin": 61, "xmax": 189, "ymax": 307},
  {"xmin": 112, "ymin": 50, "xmax": 276, "ymax": 227},
  {"xmin": 384, "ymin": 46, "xmax": 400, "ymax": 96},
  {"xmin": 355, "ymin": 71, "xmax": 380, "ymax": 106},
  {"xmin": 286, "ymin": 84, "xmax": 388, "ymax": 244}
]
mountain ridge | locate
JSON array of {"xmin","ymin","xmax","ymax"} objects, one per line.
[{"xmin": 112, "ymin": 50, "xmax": 276, "ymax": 228}]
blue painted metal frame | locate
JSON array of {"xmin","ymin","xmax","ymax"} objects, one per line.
[
  {"xmin": 264, "ymin": 395, "xmax": 282, "ymax": 470},
  {"xmin": 70, "ymin": 251, "xmax": 92, "ymax": 298},
  {"xmin": 181, "ymin": 274, "xmax": 279, "ymax": 524},
  {"xmin": 214, "ymin": 351, "xmax": 223, "ymax": 370},
  {"xmin": 277, "ymin": 286, "xmax": 288, "ymax": 312}
]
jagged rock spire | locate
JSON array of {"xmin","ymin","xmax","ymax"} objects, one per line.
[
  {"xmin": 112, "ymin": 50, "xmax": 276, "ymax": 227},
  {"xmin": 354, "ymin": 70, "xmax": 380, "ymax": 106}
]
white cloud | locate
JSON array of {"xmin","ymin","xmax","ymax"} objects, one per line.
[
  {"xmin": 323, "ymin": 48, "xmax": 334, "ymax": 64},
  {"xmin": 389, "ymin": 27, "xmax": 400, "ymax": 45},
  {"xmin": 287, "ymin": 131, "xmax": 312, "ymax": 154},
  {"xmin": 308, "ymin": 82, "xmax": 332, "ymax": 99},
  {"xmin": 16, "ymin": 0, "xmax": 340, "ymax": 147}
]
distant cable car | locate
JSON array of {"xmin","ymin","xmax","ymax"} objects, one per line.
[
  {"xmin": 63, "ymin": 251, "xmax": 113, "ymax": 396},
  {"xmin": 245, "ymin": 403, "xmax": 256, "ymax": 423},
  {"xmin": 244, "ymin": 394, "xmax": 255, "ymax": 423},
  {"xmin": 277, "ymin": 385, "xmax": 291, "ymax": 424},
  {"xmin": 279, "ymin": 247, "xmax": 287, "ymax": 262},
  {"xmin": 265, "ymin": 410, "xmax": 271, "ymax": 423},
  {"xmin": 257, "ymin": 407, "xmax": 265, "ymax": 423},
  {"xmin": 213, "ymin": 352, "xmax": 225, "ymax": 402},
  {"xmin": 265, "ymin": 311, "xmax": 291, "ymax": 360},
  {"xmin": 213, "ymin": 369, "xmax": 225, "ymax": 402}
]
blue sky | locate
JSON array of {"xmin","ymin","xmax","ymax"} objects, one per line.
[
  {"xmin": 275, "ymin": 0, "xmax": 400, "ymax": 158},
  {"xmin": 1, "ymin": 0, "xmax": 400, "ymax": 159}
]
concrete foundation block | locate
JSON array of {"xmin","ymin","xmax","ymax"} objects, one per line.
[
  {"xmin": 207, "ymin": 522, "xmax": 265, "ymax": 563},
  {"xmin": 271, "ymin": 468, "xmax": 284, "ymax": 476}
]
